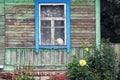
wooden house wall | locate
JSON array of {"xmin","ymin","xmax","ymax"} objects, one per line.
[
  {"xmin": 1, "ymin": 0, "xmax": 96, "ymax": 67},
  {"xmin": 5, "ymin": 0, "xmax": 95, "ymax": 48},
  {"xmin": 71, "ymin": 0, "xmax": 96, "ymax": 47},
  {"xmin": 0, "ymin": 0, "xmax": 5, "ymax": 64}
]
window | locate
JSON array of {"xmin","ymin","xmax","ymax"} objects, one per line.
[
  {"xmin": 35, "ymin": 0, "xmax": 70, "ymax": 54},
  {"xmin": 39, "ymin": 4, "xmax": 66, "ymax": 46}
]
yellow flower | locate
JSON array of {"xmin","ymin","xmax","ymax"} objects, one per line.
[
  {"xmin": 84, "ymin": 48, "xmax": 89, "ymax": 52},
  {"xmin": 79, "ymin": 59, "xmax": 87, "ymax": 66}
]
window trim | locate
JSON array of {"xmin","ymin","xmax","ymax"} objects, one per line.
[{"xmin": 35, "ymin": 0, "xmax": 70, "ymax": 54}]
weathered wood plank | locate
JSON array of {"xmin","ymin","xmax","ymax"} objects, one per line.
[
  {"xmin": 0, "ymin": 0, "xmax": 4, "ymax": 3},
  {"xmin": 71, "ymin": 1, "xmax": 95, "ymax": 6},
  {"xmin": 6, "ymin": 33, "xmax": 34, "ymax": 37},
  {"xmin": 5, "ymin": 48, "xmax": 94, "ymax": 66},
  {"xmin": 71, "ymin": 33, "xmax": 95, "ymax": 38},
  {"xmin": 6, "ymin": 37, "xmax": 34, "ymax": 42},
  {"xmin": 5, "ymin": 0, "xmax": 96, "ymax": 49},
  {"xmin": 6, "ymin": 41, "xmax": 34, "ymax": 47},
  {"xmin": 0, "ymin": 44, "xmax": 5, "ymax": 52},
  {"xmin": 0, "ymin": 36, "xmax": 4, "ymax": 43},
  {"xmin": 0, "ymin": 28, "xmax": 4, "ymax": 36},
  {"xmin": 71, "ymin": 19, "xmax": 95, "ymax": 23}
]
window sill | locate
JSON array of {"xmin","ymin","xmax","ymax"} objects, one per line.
[{"xmin": 39, "ymin": 45, "xmax": 66, "ymax": 49}]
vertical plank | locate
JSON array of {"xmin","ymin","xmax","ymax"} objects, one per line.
[
  {"xmin": 5, "ymin": 49, "xmax": 11, "ymax": 64},
  {"xmin": 115, "ymin": 44, "xmax": 120, "ymax": 61},
  {"xmin": 11, "ymin": 49, "xmax": 16, "ymax": 65},
  {"xmin": 96, "ymin": 0, "xmax": 101, "ymax": 49}
]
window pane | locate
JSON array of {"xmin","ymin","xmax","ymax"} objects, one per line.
[
  {"xmin": 55, "ymin": 28, "xmax": 65, "ymax": 45},
  {"xmin": 41, "ymin": 20, "xmax": 51, "ymax": 27},
  {"xmin": 41, "ymin": 5, "xmax": 64, "ymax": 17},
  {"xmin": 54, "ymin": 20, "xmax": 64, "ymax": 27},
  {"xmin": 41, "ymin": 28, "xmax": 51, "ymax": 45}
]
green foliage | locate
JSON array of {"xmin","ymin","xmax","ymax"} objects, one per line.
[
  {"xmin": 66, "ymin": 40, "xmax": 118, "ymax": 80},
  {"xmin": 101, "ymin": 0, "xmax": 120, "ymax": 42}
]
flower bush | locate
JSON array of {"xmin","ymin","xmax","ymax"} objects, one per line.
[{"xmin": 66, "ymin": 40, "xmax": 119, "ymax": 80}]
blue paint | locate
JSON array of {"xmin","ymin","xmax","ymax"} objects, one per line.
[
  {"xmin": 35, "ymin": 0, "xmax": 70, "ymax": 54},
  {"xmin": 39, "ymin": 46, "xmax": 66, "ymax": 49},
  {"xmin": 35, "ymin": 0, "xmax": 39, "ymax": 54},
  {"xmin": 66, "ymin": 0, "xmax": 70, "ymax": 54}
]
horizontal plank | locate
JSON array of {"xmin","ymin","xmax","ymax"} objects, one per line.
[
  {"xmin": 71, "ymin": 27, "xmax": 95, "ymax": 31},
  {"xmin": 71, "ymin": 8, "xmax": 95, "ymax": 14},
  {"xmin": 6, "ymin": 37, "xmax": 34, "ymax": 42},
  {"xmin": 71, "ymin": 41, "xmax": 94, "ymax": 44},
  {"xmin": 71, "ymin": 33, "xmax": 95, "ymax": 38},
  {"xmin": 6, "ymin": 33, "xmax": 34, "ymax": 37},
  {"xmin": 71, "ymin": 36, "xmax": 95, "ymax": 40},
  {"xmin": 6, "ymin": 18, "xmax": 34, "ymax": 24},
  {"xmin": 5, "ymin": 22, "xmax": 34, "ymax": 26},
  {"xmin": 71, "ymin": 5, "xmax": 95, "ymax": 9},
  {"xmin": 71, "ymin": 38, "xmax": 95, "ymax": 42},
  {"xmin": 6, "ymin": 30, "xmax": 34, "ymax": 34},
  {"xmin": 71, "ymin": 25, "xmax": 95, "ymax": 28},
  {"xmin": 5, "ymin": 2, "xmax": 34, "ymax": 5},
  {"xmin": 71, "ymin": 19, "xmax": 95, "ymax": 23},
  {"xmin": 71, "ymin": 1, "xmax": 95, "ymax": 6},
  {"xmin": 71, "ymin": 30, "xmax": 95, "ymax": 34},
  {"xmin": 6, "ymin": 27, "xmax": 34, "ymax": 31},
  {"xmin": 5, "ymin": 6, "xmax": 34, "ymax": 11},
  {"xmin": 6, "ymin": 25, "xmax": 34, "ymax": 29},
  {"xmin": 12, "ymin": 5, "xmax": 34, "ymax": 9},
  {"xmin": 5, "ymin": 9, "xmax": 34, "ymax": 14},
  {"xmin": 71, "ymin": 43, "xmax": 93, "ymax": 48},
  {"xmin": 71, "ymin": 15, "xmax": 95, "ymax": 19},
  {"xmin": 6, "ymin": 41, "xmax": 35, "ymax": 47},
  {"xmin": 71, "ymin": 23, "xmax": 95, "ymax": 26},
  {"xmin": 71, "ymin": 35, "xmax": 95, "ymax": 39},
  {"xmin": 5, "ymin": 13, "xmax": 34, "ymax": 19}
]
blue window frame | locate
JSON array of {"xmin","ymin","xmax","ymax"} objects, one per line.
[{"xmin": 35, "ymin": 0, "xmax": 70, "ymax": 54}]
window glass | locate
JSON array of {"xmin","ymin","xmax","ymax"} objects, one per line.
[
  {"xmin": 41, "ymin": 28, "xmax": 51, "ymax": 45},
  {"xmin": 41, "ymin": 5, "xmax": 64, "ymax": 17},
  {"xmin": 41, "ymin": 20, "xmax": 51, "ymax": 27},
  {"xmin": 54, "ymin": 20, "xmax": 64, "ymax": 27},
  {"xmin": 39, "ymin": 3, "xmax": 66, "ymax": 46},
  {"xmin": 55, "ymin": 28, "xmax": 65, "ymax": 45}
]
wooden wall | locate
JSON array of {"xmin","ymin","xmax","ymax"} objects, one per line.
[
  {"xmin": 71, "ymin": 0, "xmax": 96, "ymax": 47},
  {"xmin": 0, "ymin": 0, "xmax": 5, "ymax": 64},
  {"xmin": 5, "ymin": 0, "xmax": 95, "ymax": 48},
  {"xmin": 5, "ymin": 48, "xmax": 94, "ymax": 68},
  {"xmin": 0, "ymin": 0, "xmax": 96, "ymax": 68},
  {"xmin": 5, "ymin": 0, "xmax": 34, "ymax": 48}
]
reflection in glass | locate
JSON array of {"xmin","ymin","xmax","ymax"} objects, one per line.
[
  {"xmin": 41, "ymin": 5, "xmax": 64, "ymax": 17},
  {"xmin": 41, "ymin": 28, "xmax": 51, "ymax": 45},
  {"xmin": 54, "ymin": 20, "xmax": 64, "ymax": 27},
  {"xmin": 55, "ymin": 28, "xmax": 65, "ymax": 45},
  {"xmin": 41, "ymin": 20, "xmax": 51, "ymax": 27}
]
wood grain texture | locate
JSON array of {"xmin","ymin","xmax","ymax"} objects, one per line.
[
  {"xmin": 5, "ymin": 48, "xmax": 94, "ymax": 67},
  {"xmin": 5, "ymin": 2, "xmax": 34, "ymax": 47},
  {"xmin": 5, "ymin": 0, "xmax": 96, "ymax": 48}
]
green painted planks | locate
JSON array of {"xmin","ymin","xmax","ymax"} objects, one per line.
[
  {"xmin": 0, "ymin": 28, "xmax": 4, "ymax": 36},
  {"xmin": 0, "ymin": 0, "xmax": 4, "ymax": 3},
  {"xmin": 5, "ymin": 48, "xmax": 94, "ymax": 67},
  {"xmin": 95, "ymin": 0, "xmax": 101, "ymax": 49}
]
